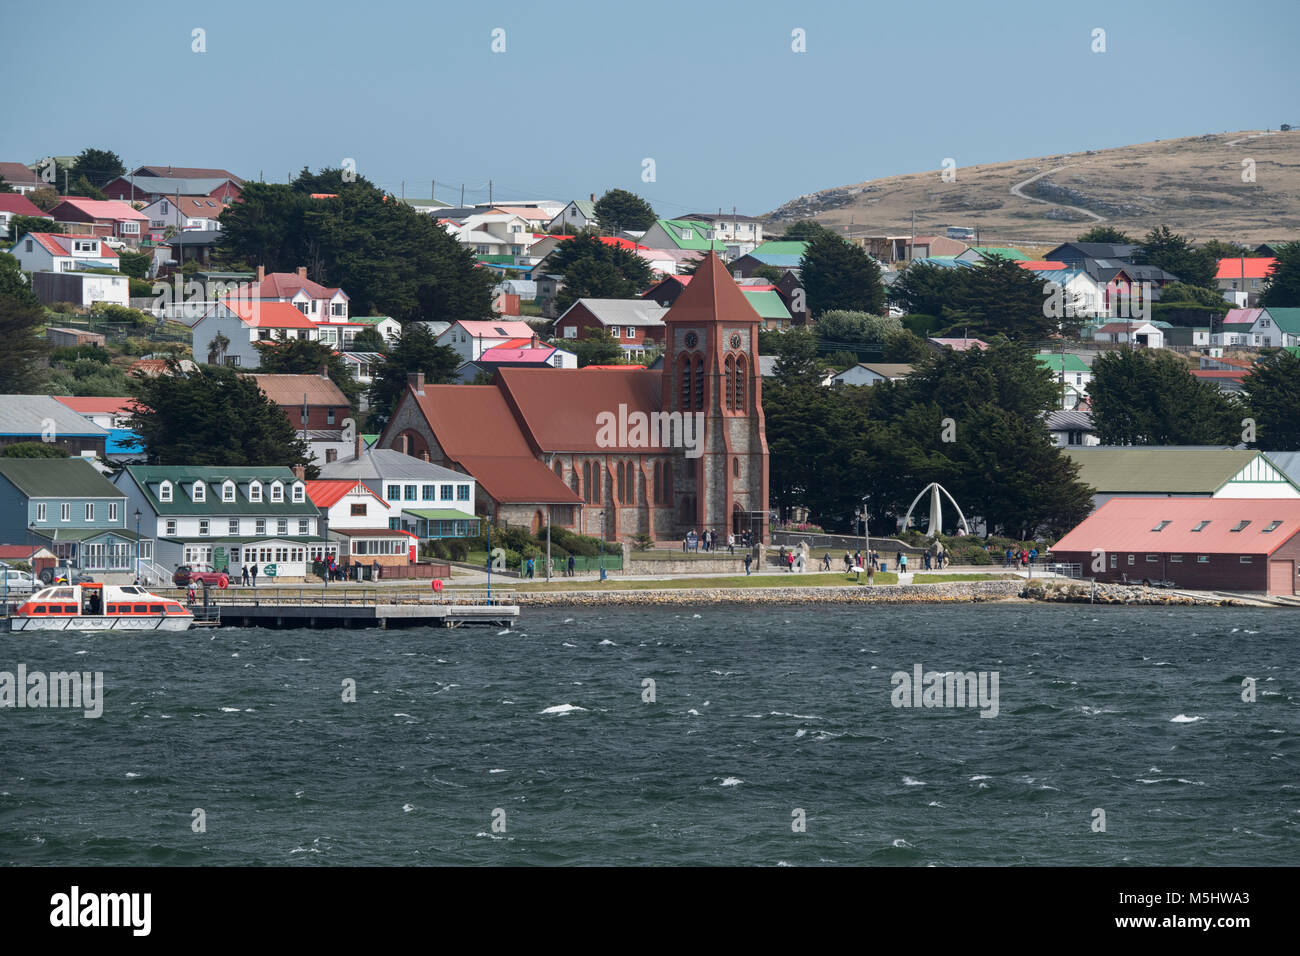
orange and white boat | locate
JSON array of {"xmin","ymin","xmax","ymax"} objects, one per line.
[{"xmin": 9, "ymin": 583, "xmax": 194, "ymax": 631}]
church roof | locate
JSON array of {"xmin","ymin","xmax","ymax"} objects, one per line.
[
  {"xmin": 496, "ymin": 367, "xmax": 661, "ymax": 454},
  {"xmin": 663, "ymin": 252, "xmax": 763, "ymax": 327}
]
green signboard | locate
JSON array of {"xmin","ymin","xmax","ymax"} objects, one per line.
[
  {"xmin": 263, "ymin": 564, "xmax": 278, "ymax": 578},
  {"xmin": 214, "ymin": 546, "xmax": 228, "ymax": 571}
]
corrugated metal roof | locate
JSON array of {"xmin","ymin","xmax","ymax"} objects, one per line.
[
  {"xmin": 741, "ymin": 289, "xmax": 792, "ymax": 320},
  {"xmin": 305, "ymin": 479, "xmax": 382, "ymax": 508},
  {"xmin": 1064, "ymin": 447, "xmax": 1264, "ymax": 494},
  {"xmin": 1215, "ymin": 257, "xmax": 1275, "ymax": 280},
  {"xmin": 559, "ymin": 299, "xmax": 668, "ymax": 326},
  {"xmin": 0, "ymin": 395, "xmax": 111, "ymax": 438},
  {"xmin": 317, "ymin": 448, "xmax": 466, "ymax": 483},
  {"xmin": 1052, "ymin": 496, "xmax": 1300, "ymax": 556},
  {"xmin": 248, "ymin": 373, "xmax": 348, "ymax": 407},
  {"xmin": 0, "ymin": 458, "xmax": 122, "ymax": 498}
]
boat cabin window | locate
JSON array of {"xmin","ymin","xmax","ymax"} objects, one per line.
[
  {"xmin": 133, "ymin": 604, "xmax": 148, "ymax": 613},
  {"xmin": 149, "ymin": 605, "xmax": 163, "ymax": 613},
  {"xmin": 61, "ymin": 605, "xmax": 77, "ymax": 614},
  {"xmin": 53, "ymin": 588, "xmax": 74, "ymax": 599},
  {"xmin": 34, "ymin": 605, "xmax": 47, "ymax": 613}
]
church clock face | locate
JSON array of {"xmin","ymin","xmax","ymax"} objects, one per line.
[
  {"xmin": 684, "ymin": 331, "xmax": 699, "ymax": 349},
  {"xmin": 730, "ymin": 333, "xmax": 742, "ymax": 349}
]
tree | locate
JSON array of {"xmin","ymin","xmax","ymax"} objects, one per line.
[
  {"xmin": 0, "ymin": 293, "xmax": 48, "ymax": 393},
  {"xmin": 1133, "ymin": 226, "xmax": 1216, "ymax": 288},
  {"xmin": 592, "ymin": 189, "xmax": 656, "ymax": 233},
  {"xmin": 0, "ymin": 251, "xmax": 39, "ymax": 309},
  {"xmin": 365, "ymin": 324, "xmax": 461, "ymax": 430},
  {"xmin": 65, "ymin": 174, "xmax": 107, "ymax": 201},
  {"xmin": 290, "ymin": 165, "xmax": 377, "ymax": 194},
  {"xmin": 939, "ymin": 257, "xmax": 1058, "ymax": 341},
  {"xmin": 1199, "ymin": 239, "xmax": 1261, "ymax": 261},
  {"xmin": 545, "ymin": 231, "xmax": 653, "ymax": 312},
  {"xmin": 781, "ymin": 220, "xmax": 840, "ymax": 242},
  {"xmin": 70, "ymin": 148, "xmax": 125, "ymax": 190},
  {"xmin": 125, "ymin": 363, "xmax": 312, "ymax": 471},
  {"xmin": 889, "ymin": 260, "xmax": 962, "ymax": 317},
  {"xmin": 1259, "ymin": 242, "xmax": 1300, "ymax": 308},
  {"xmin": 7, "ymin": 215, "xmax": 60, "ymax": 240},
  {"xmin": 206, "ymin": 332, "xmax": 231, "ymax": 365},
  {"xmin": 27, "ymin": 187, "xmax": 59, "ymax": 212},
  {"xmin": 799, "ymin": 232, "xmax": 884, "ymax": 317},
  {"xmin": 771, "ymin": 328, "xmax": 824, "ymax": 386},
  {"xmin": 1156, "ymin": 281, "xmax": 1231, "ymax": 309},
  {"xmin": 567, "ymin": 328, "xmax": 625, "ymax": 368},
  {"xmin": 350, "ymin": 326, "xmax": 388, "ymax": 352},
  {"xmin": 1075, "ymin": 226, "xmax": 1134, "ymax": 245},
  {"xmin": 0, "ymin": 176, "xmax": 12, "ymax": 193},
  {"xmin": 253, "ymin": 337, "xmax": 362, "ymax": 409},
  {"xmin": 1241, "ymin": 350, "xmax": 1300, "ymax": 450},
  {"xmin": 116, "ymin": 250, "xmax": 151, "ymax": 279},
  {"xmin": 0, "ymin": 442, "xmax": 69, "ymax": 459},
  {"xmin": 751, "ymin": 264, "xmax": 785, "ymax": 284},
  {"xmin": 1089, "ymin": 349, "xmax": 1240, "ymax": 445}
]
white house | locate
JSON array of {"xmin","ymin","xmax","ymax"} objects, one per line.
[
  {"xmin": 830, "ymin": 363, "xmax": 914, "ymax": 386},
  {"xmin": 139, "ymin": 196, "xmax": 225, "ymax": 233},
  {"xmin": 1045, "ymin": 409, "xmax": 1100, "ymax": 448},
  {"xmin": 436, "ymin": 319, "xmax": 537, "ymax": 362},
  {"xmin": 304, "ymin": 478, "xmax": 414, "ymax": 567},
  {"xmin": 1093, "ymin": 321, "xmax": 1164, "ymax": 349},
  {"xmin": 316, "ymin": 447, "xmax": 480, "ymax": 541},
  {"xmin": 31, "ymin": 270, "xmax": 129, "ymax": 308},
  {"xmin": 244, "ymin": 267, "xmax": 350, "ymax": 323},
  {"xmin": 449, "ymin": 213, "xmax": 536, "ymax": 257},
  {"xmin": 7, "ymin": 232, "xmax": 120, "ymax": 273},
  {"xmin": 0, "ymin": 193, "xmax": 52, "ymax": 240},
  {"xmin": 190, "ymin": 300, "xmax": 319, "ymax": 368},
  {"xmin": 546, "ymin": 199, "xmax": 598, "ymax": 233}
]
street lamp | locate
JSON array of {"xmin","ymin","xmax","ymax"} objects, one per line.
[{"xmin": 134, "ymin": 509, "xmax": 142, "ymax": 583}]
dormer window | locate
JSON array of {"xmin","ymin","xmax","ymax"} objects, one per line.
[
  {"xmin": 682, "ymin": 229, "xmax": 693, "ymax": 240},
  {"xmin": 1191, "ymin": 521, "xmax": 1210, "ymax": 532},
  {"xmin": 270, "ymin": 482, "xmax": 284, "ymax": 503},
  {"xmin": 1230, "ymin": 520, "xmax": 1251, "ymax": 532},
  {"xmin": 1263, "ymin": 520, "xmax": 1282, "ymax": 533},
  {"xmin": 159, "ymin": 481, "xmax": 173, "ymax": 502},
  {"xmin": 222, "ymin": 481, "xmax": 235, "ymax": 502},
  {"xmin": 249, "ymin": 481, "xmax": 262, "ymax": 503},
  {"xmin": 292, "ymin": 482, "xmax": 305, "ymax": 503},
  {"xmin": 1151, "ymin": 521, "xmax": 1171, "ymax": 532},
  {"xmin": 192, "ymin": 481, "xmax": 206, "ymax": 502}
]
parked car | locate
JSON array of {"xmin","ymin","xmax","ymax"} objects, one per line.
[
  {"xmin": 39, "ymin": 562, "xmax": 94, "ymax": 585},
  {"xmin": 172, "ymin": 565, "xmax": 230, "ymax": 588},
  {"xmin": 2, "ymin": 569, "xmax": 36, "ymax": 594}
]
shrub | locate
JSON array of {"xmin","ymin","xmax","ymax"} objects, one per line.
[
  {"xmin": 51, "ymin": 345, "xmax": 110, "ymax": 366},
  {"xmin": 447, "ymin": 540, "xmax": 468, "ymax": 561},
  {"xmin": 631, "ymin": 532, "xmax": 653, "ymax": 551}
]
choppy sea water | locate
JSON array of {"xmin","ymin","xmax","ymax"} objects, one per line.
[{"xmin": 1, "ymin": 605, "xmax": 1295, "ymax": 866}]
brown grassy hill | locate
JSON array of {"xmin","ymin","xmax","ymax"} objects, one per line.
[{"xmin": 768, "ymin": 130, "xmax": 1300, "ymax": 246}]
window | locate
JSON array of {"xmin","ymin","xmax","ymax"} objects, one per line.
[
  {"xmin": 1109, "ymin": 553, "xmax": 1117, "ymax": 568},
  {"xmin": 299, "ymin": 519, "xmax": 309, "ymax": 534},
  {"xmin": 1145, "ymin": 555, "xmax": 1158, "ymax": 563},
  {"xmin": 1127, "ymin": 554, "xmax": 1135, "ymax": 565},
  {"xmin": 277, "ymin": 519, "xmax": 288, "ymax": 535},
  {"xmin": 1197, "ymin": 555, "xmax": 1210, "ymax": 564},
  {"xmin": 458, "ymin": 485, "xmax": 470, "ymax": 501},
  {"xmin": 1263, "ymin": 520, "xmax": 1283, "ymax": 533},
  {"xmin": 165, "ymin": 519, "xmax": 177, "ymax": 536},
  {"xmin": 292, "ymin": 483, "xmax": 304, "ymax": 503},
  {"xmin": 255, "ymin": 519, "xmax": 266, "ymax": 535},
  {"xmin": 1170, "ymin": 554, "xmax": 1183, "ymax": 563},
  {"xmin": 331, "ymin": 303, "xmax": 345, "ymax": 316},
  {"xmin": 1191, "ymin": 521, "xmax": 1210, "ymax": 532},
  {"xmin": 441, "ymin": 484, "xmax": 453, "ymax": 501},
  {"xmin": 682, "ymin": 229, "xmax": 693, "ymax": 240},
  {"xmin": 109, "ymin": 502, "xmax": 118, "ymax": 521},
  {"xmin": 1230, "ymin": 520, "xmax": 1251, "ymax": 532},
  {"xmin": 1151, "ymin": 520, "xmax": 1171, "ymax": 532},
  {"xmin": 326, "ymin": 449, "xmax": 337, "ymax": 463},
  {"xmin": 160, "ymin": 481, "xmax": 172, "ymax": 502},
  {"xmin": 199, "ymin": 520, "xmax": 209, "ymax": 536},
  {"xmin": 192, "ymin": 482, "xmax": 205, "ymax": 502},
  {"xmin": 423, "ymin": 485, "xmax": 436, "ymax": 501},
  {"xmin": 326, "ymin": 408, "xmax": 335, "ymax": 425},
  {"xmin": 271, "ymin": 483, "xmax": 283, "ymax": 502},
  {"xmin": 249, "ymin": 482, "xmax": 262, "ymax": 502},
  {"xmin": 1240, "ymin": 556, "xmax": 1253, "ymax": 564},
  {"xmin": 387, "ymin": 485, "xmax": 400, "ymax": 501},
  {"xmin": 61, "ymin": 503, "xmax": 70, "ymax": 522},
  {"xmin": 223, "ymin": 482, "xmax": 235, "ymax": 502},
  {"xmin": 563, "ymin": 326, "xmax": 576, "ymax": 339},
  {"xmin": 36, "ymin": 503, "xmax": 46, "ymax": 522},
  {"xmin": 229, "ymin": 519, "xmax": 239, "ymax": 534},
  {"xmin": 351, "ymin": 503, "xmax": 366, "ymax": 517},
  {"xmin": 405, "ymin": 485, "xmax": 417, "ymax": 501}
]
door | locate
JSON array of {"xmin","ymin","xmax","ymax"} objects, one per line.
[{"xmin": 1267, "ymin": 559, "xmax": 1294, "ymax": 595}]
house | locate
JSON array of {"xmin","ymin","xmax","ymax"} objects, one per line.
[
  {"xmin": 338, "ymin": 352, "xmax": 384, "ymax": 391},
  {"xmin": 350, "ymin": 315, "xmax": 401, "ymax": 346},
  {"xmin": 483, "ymin": 206, "xmax": 553, "ymax": 231},
  {"xmin": 546, "ymin": 198, "xmax": 598, "ymax": 233},
  {"xmin": 0, "ymin": 161, "xmax": 44, "ymax": 194},
  {"xmin": 316, "ymin": 446, "xmax": 479, "ymax": 542},
  {"xmin": 929, "ymin": 337, "xmax": 989, "ymax": 351},
  {"xmin": 139, "ymin": 196, "xmax": 226, "ymax": 236},
  {"xmin": 0, "ymin": 192, "xmax": 52, "ymax": 239},
  {"xmin": 103, "ymin": 169, "xmax": 243, "ymax": 204},
  {"xmin": 682, "ymin": 212, "xmax": 766, "ymax": 255},
  {"xmin": 191, "ymin": 300, "xmax": 320, "ymax": 368},
  {"xmin": 0, "ymin": 458, "xmax": 153, "ymax": 583},
  {"xmin": 1163, "ymin": 326, "xmax": 1212, "ymax": 348},
  {"xmin": 161, "ymin": 229, "xmax": 222, "ymax": 269},
  {"xmin": 0, "ymin": 544, "xmax": 57, "ymax": 580},
  {"xmin": 955, "ymin": 246, "xmax": 1032, "ymax": 264},
  {"xmin": 643, "ymin": 275, "xmax": 693, "ymax": 308},
  {"xmin": 7, "ymin": 232, "xmax": 119, "ymax": 273},
  {"xmin": 1035, "ymin": 353, "xmax": 1092, "ymax": 409},
  {"xmin": 1041, "ymin": 242, "xmax": 1139, "ymax": 265},
  {"xmin": 741, "ymin": 289, "xmax": 793, "ymax": 330},
  {"xmin": 380, "ymin": 253, "xmax": 770, "ymax": 541},
  {"xmin": 1216, "ymin": 256, "xmax": 1274, "ymax": 307},
  {"xmin": 1093, "ymin": 321, "xmax": 1164, "ymax": 348},
  {"xmin": 1021, "ymin": 263, "xmax": 1108, "ymax": 317},
  {"xmin": 551, "ymin": 299, "xmax": 668, "ymax": 356},
  {"xmin": 47, "ymin": 198, "xmax": 150, "ymax": 246},
  {"xmin": 637, "ymin": 219, "xmax": 730, "ymax": 256},
  {"xmin": 249, "ymin": 372, "xmax": 353, "ymax": 467},
  {"xmin": 52, "ymin": 397, "xmax": 140, "ymax": 431},
  {"xmin": 447, "ymin": 213, "xmax": 536, "ymax": 258},
  {"xmin": 728, "ymin": 240, "xmax": 809, "ymax": 278},
  {"xmin": 1081, "ymin": 260, "xmax": 1181, "ymax": 313},
  {"xmin": 1049, "ymin": 497, "xmax": 1300, "ymax": 594},
  {"xmin": 904, "ymin": 235, "xmax": 968, "ymax": 260},
  {"xmin": 455, "ymin": 340, "xmax": 578, "ymax": 381},
  {"xmin": 1063, "ymin": 447, "xmax": 1300, "ymax": 512},
  {"xmin": 45, "ymin": 327, "xmax": 106, "ymax": 348},
  {"xmin": 830, "ymin": 363, "xmax": 914, "ymax": 386},
  {"xmin": 31, "ymin": 271, "xmax": 129, "ymax": 309},
  {"xmin": 243, "ymin": 267, "xmax": 350, "ymax": 324},
  {"xmin": 1044, "ymin": 409, "xmax": 1099, "ymax": 448},
  {"xmin": 437, "ymin": 319, "xmax": 539, "ymax": 363},
  {"xmin": 0, "ymin": 395, "xmax": 110, "ymax": 456},
  {"xmin": 114, "ymin": 465, "xmax": 323, "ymax": 581},
  {"xmin": 304, "ymin": 478, "xmax": 415, "ymax": 568},
  {"xmin": 1216, "ymin": 308, "xmax": 1262, "ymax": 347},
  {"xmin": 1243, "ymin": 307, "xmax": 1300, "ymax": 348}
]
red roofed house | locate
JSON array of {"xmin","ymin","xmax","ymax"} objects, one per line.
[
  {"xmin": 304, "ymin": 478, "xmax": 415, "ymax": 568},
  {"xmin": 7, "ymin": 232, "xmax": 119, "ymax": 273},
  {"xmin": 455, "ymin": 338, "xmax": 578, "ymax": 380},
  {"xmin": 47, "ymin": 198, "xmax": 150, "ymax": 247},
  {"xmin": 248, "ymin": 372, "xmax": 353, "ymax": 466},
  {"xmin": 52, "ymin": 396, "xmax": 142, "ymax": 429},
  {"xmin": 0, "ymin": 193, "xmax": 52, "ymax": 240},
  {"xmin": 0, "ymin": 161, "xmax": 44, "ymax": 194},
  {"xmin": 1216, "ymin": 257, "xmax": 1275, "ymax": 307},
  {"xmin": 1050, "ymin": 497, "xmax": 1300, "ymax": 594},
  {"xmin": 241, "ymin": 266, "xmax": 356, "ymax": 348},
  {"xmin": 380, "ymin": 252, "xmax": 770, "ymax": 543},
  {"xmin": 437, "ymin": 319, "xmax": 538, "ymax": 362},
  {"xmin": 191, "ymin": 299, "xmax": 319, "ymax": 369},
  {"xmin": 139, "ymin": 195, "xmax": 227, "ymax": 235}
]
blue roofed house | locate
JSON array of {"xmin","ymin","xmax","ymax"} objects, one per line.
[
  {"xmin": 0, "ymin": 458, "xmax": 154, "ymax": 584},
  {"xmin": 115, "ymin": 465, "xmax": 325, "ymax": 582},
  {"xmin": 727, "ymin": 240, "xmax": 809, "ymax": 278},
  {"xmin": 0, "ymin": 395, "xmax": 111, "ymax": 457}
]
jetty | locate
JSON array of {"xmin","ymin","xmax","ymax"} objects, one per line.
[{"xmin": 165, "ymin": 586, "xmax": 519, "ymax": 629}]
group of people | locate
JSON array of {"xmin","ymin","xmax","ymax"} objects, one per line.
[
  {"xmin": 1004, "ymin": 547, "xmax": 1038, "ymax": 568},
  {"xmin": 683, "ymin": 530, "xmax": 742, "ymax": 554}
]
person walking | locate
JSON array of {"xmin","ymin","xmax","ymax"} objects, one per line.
[
  {"xmin": 526, "ymin": 556, "xmax": 535, "ymax": 579},
  {"xmin": 1029, "ymin": 547, "xmax": 1038, "ymax": 566},
  {"xmin": 843, "ymin": 552, "xmax": 852, "ymax": 572},
  {"xmin": 727, "ymin": 533, "xmax": 735, "ymax": 555},
  {"xmin": 241, "ymin": 564, "xmax": 250, "ymax": 586},
  {"xmin": 744, "ymin": 552, "xmax": 753, "ymax": 575},
  {"xmin": 567, "ymin": 554, "xmax": 575, "ymax": 577},
  {"xmin": 822, "ymin": 552, "xmax": 831, "ymax": 572},
  {"xmin": 787, "ymin": 551, "xmax": 795, "ymax": 573},
  {"xmin": 250, "ymin": 564, "xmax": 258, "ymax": 587},
  {"xmin": 899, "ymin": 552, "xmax": 908, "ymax": 574}
]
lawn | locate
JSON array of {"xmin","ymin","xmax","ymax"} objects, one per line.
[{"xmin": 498, "ymin": 571, "xmax": 900, "ymax": 592}]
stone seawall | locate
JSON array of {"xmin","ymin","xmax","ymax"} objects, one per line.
[
  {"xmin": 1025, "ymin": 581, "xmax": 1246, "ymax": 607},
  {"xmin": 510, "ymin": 581, "xmax": 1025, "ymax": 607}
]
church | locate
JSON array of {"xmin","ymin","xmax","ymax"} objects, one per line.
[{"xmin": 378, "ymin": 252, "xmax": 770, "ymax": 543}]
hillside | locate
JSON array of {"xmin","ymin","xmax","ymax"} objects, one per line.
[{"xmin": 767, "ymin": 130, "xmax": 1300, "ymax": 245}]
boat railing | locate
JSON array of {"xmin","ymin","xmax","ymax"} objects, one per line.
[{"xmin": 165, "ymin": 586, "xmax": 518, "ymax": 608}]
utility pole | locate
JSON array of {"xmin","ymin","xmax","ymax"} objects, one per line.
[
  {"xmin": 489, "ymin": 180, "xmax": 493, "ymax": 205},
  {"xmin": 460, "ymin": 184, "xmax": 465, "ymax": 207},
  {"xmin": 545, "ymin": 453, "xmax": 554, "ymax": 582},
  {"xmin": 401, "ymin": 180, "xmax": 405, "ymax": 200}
]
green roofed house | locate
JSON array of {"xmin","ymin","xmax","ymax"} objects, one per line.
[
  {"xmin": 1063, "ymin": 446, "xmax": 1300, "ymax": 512},
  {"xmin": 638, "ymin": 219, "xmax": 729, "ymax": 254},
  {"xmin": 730, "ymin": 240, "xmax": 810, "ymax": 278},
  {"xmin": 956, "ymin": 246, "xmax": 1032, "ymax": 264},
  {"xmin": 1035, "ymin": 353, "xmax": 1092, "ymax": 409},
  {"xmin": 0, "ymin": 458, "xmax": 154, "ymax": 584},
  {"xmin": 741, "ymin": 289, "xmax": 794, "ymax": 330},
  {"xmin": 114, "ymin": 465, "xmax": 325, "ymax": 582},
  {"xmin": 349, "ymin": 315, "xmax": 402, "ymax": 346}
]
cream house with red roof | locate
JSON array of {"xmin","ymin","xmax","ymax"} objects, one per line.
[
  {"xmin": 1216, "ymin": 257, "xmax": 1275, "ymax": 307},
  {"xmin": 7, "ymin": 232, "xmax": 119, "ymax": 273},
  {"xmin": 437, "ymin": 319, "xmax": 538, "ymax": 362},
  {"xmin": 191, "ymin": 299, "xmax": 319, "ymax": 369},
  {"xmin": 0, "ymin": 193, "xmax": 52, "ymax": 240},
  {"xmin": 47, "ymin": 198, "xmax": 150, "ymax": 247},
  {"xmin": 139, "ymin": 195, "xmax": 225, "ymax": 235}
]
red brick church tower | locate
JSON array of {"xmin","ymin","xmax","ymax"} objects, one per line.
[{"xmin": 660, "ymin": 252, "xmax": 770, "ymax": 542}]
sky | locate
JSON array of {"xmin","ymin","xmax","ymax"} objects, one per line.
[{"xmin": 3, "ymin": 0, "xmax": 1297, "ymax": 218}]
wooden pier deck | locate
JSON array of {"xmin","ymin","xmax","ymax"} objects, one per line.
[{"xmin": 165, "ymin": 587, "xmax": 520, "ymax": 629}]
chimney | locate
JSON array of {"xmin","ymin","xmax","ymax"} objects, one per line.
[
  {"xmin": 530, "ymin": 333, "xmax": 540, "ymax": 348},
  {"xmin": 400, "ymin": 434, "xmax": 409, "ymax": 455},
  {"xmin": 319, "ymin": 364, "xmax": 329, "ymax": 379},
  {"xmin": 297, "ymin": 266, "xmax": 307, "ymax": 279},
  {"xmin": 292, "ymin": 464, "xmax": 305, "ymax": 479},
  {"xmin": 407, "ymin": 371, "xmax": 425, "ymax": 395},
  {"xmin": 589, "ymin": 193, "xmax": 595, "ymax": 202},
  {"xmin": 354, "ymin": 431, "xmax": 363, "ymax": 460},
  {"xmin": 256, "ymin": 265, "xmax": 265, "ymax": 283}
]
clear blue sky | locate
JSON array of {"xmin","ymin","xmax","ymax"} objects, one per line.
[{"xmin": 3, "ymin": 0, "xmax": 1296, "ymax": 217}]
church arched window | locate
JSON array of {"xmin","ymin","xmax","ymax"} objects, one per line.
[
  {"xmin": 724, "ymin": 355, "xmax": 736, "ymax": 411},
  {"xmin": 734, "ymin": 354, "xmax": 747, "ymax": 413}
]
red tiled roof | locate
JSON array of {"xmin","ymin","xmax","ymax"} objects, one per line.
[
  {"xmin": 1052, "ymin": 497, "xmax": 1300, "ymax": 556},
  {"xmin": 305, "ymin": 479, "xmax": 381, "ymax": 509},
  {"xmin": 22, "ymin": 232, "xmax": 119, "ymax": 259},
  {"xmin": 0, "ymin": 194, "xmax": 49, "ymax": 217},
  {"xmin": 0, "ymin": 545, "xmax": 47, "ymax": 559},
  {"xmin": 0, "ymin": 161, "xmax": 41, "ymax": 185},
  {"xmin": 253, "ymin": 272, "xmax": 345, "ymax": 301},
  {"xmin": 1222, "ymin": 308, "xmax": 1264, "ymax": 326},
  {"xmin": 222, "ymin": 299, "xmax": 319, "ymax": 329},
  {"xmin": 495, "ymin": 367, "xmax": 661, "ymax": 454},
  {"xmin": 1216, "ymin": 258, "xmax": 1275, "ymax": 280},
  {"xmin": 248, "ymin": 373, "xmax": 348, "ymax": 406},
  {"xmin": 1018, "ymin": 260, "xmax": 1068, "ymax": 270},
  {"xmin": 50, "ymin": 198, "xmax": 149, "ymax": 222},
  {"xmin": 52, "ymin": 396, "xmax": 141, "ymax": 416}
]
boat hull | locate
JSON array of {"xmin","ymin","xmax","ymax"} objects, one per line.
[{"xmin": 8, "ymin": 615, "xmax": 194, "ymax": 632}]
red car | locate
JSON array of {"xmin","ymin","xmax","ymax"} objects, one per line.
[{"xmin": 172, "ymin": 565, "xmax": 229, "ymax": 588}]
